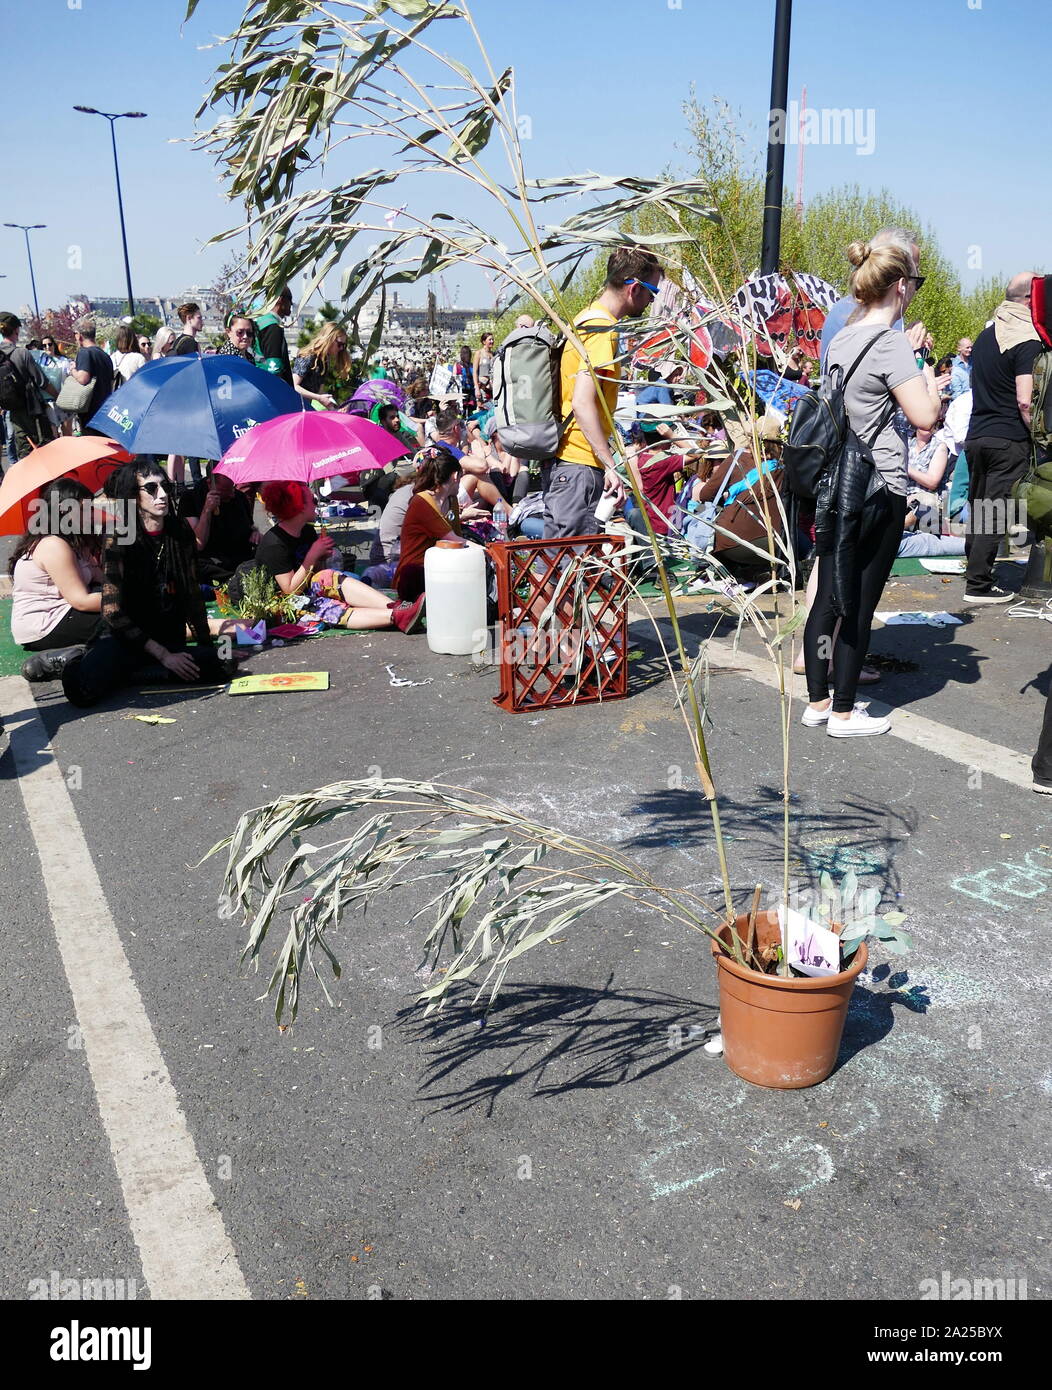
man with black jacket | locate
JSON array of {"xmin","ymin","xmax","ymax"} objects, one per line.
[
  {"xmin": 0, "ymin": 311, "xmax": 56, "ymax": 458},
  {"xmin": 963, "ymin": 271, "xmax": 1042, "ymax": 603}
]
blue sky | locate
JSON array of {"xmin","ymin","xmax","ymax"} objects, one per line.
[{"xmin": 3, "ymin": 0, "xmax": 1046, "ymax": 317}]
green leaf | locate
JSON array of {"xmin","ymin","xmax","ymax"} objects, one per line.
[
  {"xmin": 881, "ymin": 910, "xmax": 907, "ymax": 927},
  {"xmin": 881, "ymin": 934, "xmax": 913, "ymax": 954},
  {"xmin": 768, "ymin": 608, "xmax": 807, "ymax": 647}
]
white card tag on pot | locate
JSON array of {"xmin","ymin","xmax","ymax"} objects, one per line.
[{"xmin": 777, "ymin": 905, "xmax": 842, "ymax": 978}]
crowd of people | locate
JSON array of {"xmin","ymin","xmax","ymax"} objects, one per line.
[{"xmin": 3, "ymin": 239, "xmax": 1050, "ymax": 789}]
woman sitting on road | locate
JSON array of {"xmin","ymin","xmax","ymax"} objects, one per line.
[
  {"xmin": 292, "ymin": 323, "xmax": 352, "ymax": 410},
  {"xmin": 10, "ymin": 478, "xmax": 104, "ymax": 681},
  {"xmin": 393, "ymin": 446, "xmax": 478, "ymax": 603},
  {"xmin": 255, "ymin": 480, "xmax": 425, "ymax": 632},
  {"xmin": 62, "ymin": 462, "xmax": 234, "ymax": 707}
]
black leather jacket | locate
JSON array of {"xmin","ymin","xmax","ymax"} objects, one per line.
[{"xmin": 813, "ymin": 430, "xmax": 890, "ymax": 618}]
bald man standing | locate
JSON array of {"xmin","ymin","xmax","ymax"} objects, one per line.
[{"xmin": 962, "ymin": 272, "xmax": 1041, "ymax": 603}]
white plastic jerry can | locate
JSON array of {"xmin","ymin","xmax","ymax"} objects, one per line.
[{"xmin": 424, "ymin": 539, "xmax": 488, "ymax": 655}]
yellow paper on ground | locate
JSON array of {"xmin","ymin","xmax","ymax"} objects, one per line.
[{"xmin": 228, "ymin": 672, "xmax": 330, "ymax": 695}]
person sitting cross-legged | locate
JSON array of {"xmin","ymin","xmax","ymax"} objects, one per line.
[{"xmin": 62, "ymin": 462, "xmax": 235, "ymax": 708}]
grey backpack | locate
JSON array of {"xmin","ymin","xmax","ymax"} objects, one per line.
[{"xmin": 490, "ymin": 325, "xmax": 566, "ymax": 459}]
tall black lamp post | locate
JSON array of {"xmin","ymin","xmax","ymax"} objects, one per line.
[
  {"xmin": 74, "ymin": 107, "xmax": 147, "ymax": 317},
  {"xmin": 3, "ymin": 224, "xmax": 45, "ymax": 321},
  {"xmin": 760, "ymin": 0, "xmax": 793, "ymax": 276}
]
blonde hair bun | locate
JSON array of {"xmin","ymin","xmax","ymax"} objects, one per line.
[{"xmin": 846, "ymin": 241, "xmax": 871, "ymax": 268}]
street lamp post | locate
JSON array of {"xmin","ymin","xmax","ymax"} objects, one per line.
[
  {"xmin": 3, "ymin": 224, "xmax": 46, "ymax": 322},
  {"xmin": 760, "ymin": 0, "xmax": 793, "ymax": 276},
  {"xmin": 73, "ymin": 107, "xmax": 147, "ymax": 318}
]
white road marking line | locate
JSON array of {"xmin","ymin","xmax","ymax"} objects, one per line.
[
  {"xmin": 636, "ymin": 623, "xmax": 1033, "ymax": 789},
  {"xmin": 703, "ymin": 638, "xmax": 1033, "ymax": 787},
  {"xmin": 0, "ymin": 677, "xmax": 250, "ymax": 1300}
]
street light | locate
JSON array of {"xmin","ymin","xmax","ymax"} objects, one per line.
[
  {"xmin": 3, "ymin": 224, "xmax": 46, "ymax": 322},
  {"xmin": 760, "ymin": 0, "xmax": 793, "ymax": 276},
  {"xmin": 73, "ymin": 107, "xmax": 147, "ymax": 318}
]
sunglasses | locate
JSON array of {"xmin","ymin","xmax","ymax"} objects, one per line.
[
  {"xmin": 909, "ymin": 275, "xmax": 926, "ymax": 290},
  {"xmin": 231, "ymin": 328, "xmax": 252, "ymax": 338},
  {"xmin": 139, "ymin": 480, "xmax": 166, "ymax": 498},
  {"xmin": 625, "ymin": 278, "xmax": 660, "ymax": 296}
]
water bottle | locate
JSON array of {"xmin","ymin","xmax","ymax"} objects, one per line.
[{"xmin": 493, "ymin": 503, "xmax": 509, "ymax": 541}]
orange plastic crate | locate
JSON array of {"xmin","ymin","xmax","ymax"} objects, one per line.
[{"xmin": 488, "ymin": 534, "xmax": 629, "ymax": 713}]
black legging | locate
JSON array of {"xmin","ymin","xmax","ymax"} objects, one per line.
[
  {"xmin": 804, "ymin": 491, "xmax": 906, "ymax": 712},
  {"xmin": 22, "ymin": 606, "xmax": 103, "ymax": 652}
]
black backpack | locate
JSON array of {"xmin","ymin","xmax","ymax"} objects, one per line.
[
  {"xmin": 783, "ymin": 329, "xmax": 893, "ymax": 500},
  {"xmin": 0, "ymin": 344, "xmax": 26, "ymax": 412}
]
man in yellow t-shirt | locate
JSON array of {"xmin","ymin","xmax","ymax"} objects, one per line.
[{"xmin": 543, "ymin": 247, "xmax": 663, "ymax": 539}]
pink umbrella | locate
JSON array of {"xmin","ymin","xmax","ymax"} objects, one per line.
[{"xmin": 215, "ymin": 411, "xmax": 410, "ymax": 486}]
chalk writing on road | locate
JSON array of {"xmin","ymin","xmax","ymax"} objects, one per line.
[{"xmin": 950, "ymin": 848, "xmax": 1052, "ymax": 914}]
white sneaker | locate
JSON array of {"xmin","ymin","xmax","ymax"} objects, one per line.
[
  {"xmin": 801, "ymin": 703, "xmax": 830, "ymax": 727},
  {"xmin": 826, "ymin": 704, "xmax": 891, "ymax": 737}
]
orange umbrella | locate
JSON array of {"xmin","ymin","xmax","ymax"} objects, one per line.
[{"xmin": 0, "ymin": 435, "xmax": 132, "ymax": 536}]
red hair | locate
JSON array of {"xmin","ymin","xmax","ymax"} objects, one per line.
[{"xmin": 261, "ymin": 480, "xmax": 311, "ymax": 521}]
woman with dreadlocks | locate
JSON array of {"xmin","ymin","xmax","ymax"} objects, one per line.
[{"xmin": 62, "ymin": 461, "xmax": 234, "ymax": 707}]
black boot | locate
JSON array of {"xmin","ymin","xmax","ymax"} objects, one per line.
[{"xmin": 22, "ymin": 645, "xmax": 88, "ymax": 682}]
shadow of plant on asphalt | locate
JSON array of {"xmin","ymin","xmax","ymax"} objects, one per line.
[
  {"xmin": 623, "ymin": 784, "xmax": 916, "ymax": 908},
  {"xmin": 396, "ymin": 976, "xmax": 720, "ymax": 1117},
  {"xmin": 835, "ymin": 966, "xmax": 931, "ymax": 1073}
]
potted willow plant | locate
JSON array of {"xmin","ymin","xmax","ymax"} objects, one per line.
[{"xmin": 191, "ymin": 0, "xmax": 910, "ymax": 1087}]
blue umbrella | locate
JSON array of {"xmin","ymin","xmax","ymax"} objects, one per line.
[{"xmin": 89, "ymin": 355, "xmax": 303, "ymax": 459}]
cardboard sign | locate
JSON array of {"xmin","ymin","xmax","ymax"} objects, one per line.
[{"xmin": 228, "ymin": 672, "xmax": 330, "ymax": 695}]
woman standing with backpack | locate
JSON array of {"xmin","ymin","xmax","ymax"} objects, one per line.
[
  {"xmin": 802, "ymin": 240, "xmax": 942, "ymax": 737},
  {"xmin": 110, "ymin": 324, "xmax": 146, "ymax": 386}
]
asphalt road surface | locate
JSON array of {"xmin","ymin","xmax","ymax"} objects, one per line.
[{"xmin": 1, "ymin": 563, "xmax": 1049, "ymax": 1301}]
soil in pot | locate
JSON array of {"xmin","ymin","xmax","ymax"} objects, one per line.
[{"xmin": 711, "ymin": 908, "xmax": 868, "ymax": 1089}]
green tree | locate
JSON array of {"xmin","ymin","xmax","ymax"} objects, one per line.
[
  {"xmin": 674, "ymin": 95, "xmax": 1023, "ymax": 356},
  {"xmin": 298, "ymin": 299, "xmax": 345, "ymax": 347},
  {"xmin": 129, "ymin": 312, "xmax": 161, "ymax": 341}
]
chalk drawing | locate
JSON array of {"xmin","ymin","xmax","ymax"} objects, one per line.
[
  {"xmin": 633, "ymin": 1095, "xmax": 837, "ymax": 1202},
  {"xmin": 649, "ymin": 1168, "xmax": 727, "ymax": 1200},
  {"xmin": 950, "ymin": 847, "xmax": 1052, "ymax": 914},
  {"xmin": 777, "ymin": 1137, "xmax": 836, "ymax": 1196}
]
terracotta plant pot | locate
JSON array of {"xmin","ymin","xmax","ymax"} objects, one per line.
[{"xmin": 710, "ymin": 908, "xmax": 868, "ymax": 1090}]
